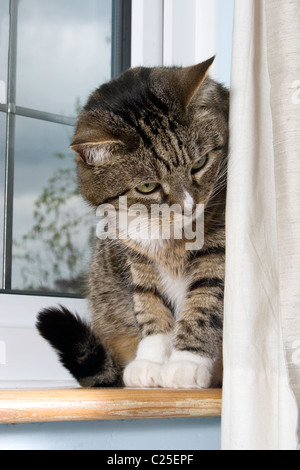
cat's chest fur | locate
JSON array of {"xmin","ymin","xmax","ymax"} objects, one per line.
[{"xmin": 157, "ymin": 266, "xmax": 189, "ymax": 320}]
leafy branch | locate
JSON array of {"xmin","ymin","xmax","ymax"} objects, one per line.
[{"xmin": 14, "ymin": 151, "xmax": 95, "ymax": 294}]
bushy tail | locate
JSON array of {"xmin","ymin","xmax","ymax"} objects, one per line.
[{"xmin": 36, "ymin": 306, "xmax": 122, "ymax": 387}]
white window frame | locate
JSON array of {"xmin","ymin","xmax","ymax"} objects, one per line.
[
  {"xmin": 0, "ymin": 295, "xmax": 88, "ymax": 388},
  {"xmin": 0, "ymin": 0, "xmax": 221, "ymax": 389},
  {"xmin": 131, "ymin": 0, "xmax": 218, "ymax": 75}
]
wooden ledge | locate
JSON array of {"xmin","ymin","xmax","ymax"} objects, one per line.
[{"xmin": 0, "ymin": 388, "xmax": 222, "ymax": 424}]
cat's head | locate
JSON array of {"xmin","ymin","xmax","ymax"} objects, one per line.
[{"xmin": 71, "ymin": 57, "xmax": 229, "ymax": 248}]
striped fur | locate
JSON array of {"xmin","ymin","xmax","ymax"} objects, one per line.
[{"xmin": 37, "ymin": 59, "xmax": 229, "ymax": 388}]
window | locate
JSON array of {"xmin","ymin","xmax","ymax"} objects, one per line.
[
  {"xmin": 0, "ymin": 0, "xmax": 131, "ymax": 296},
  {"xmin": 0, "ymin": 0, "xmax": 233, "ymax": 390}
]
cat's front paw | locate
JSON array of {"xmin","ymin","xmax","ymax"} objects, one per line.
[
  {"xmin": 159, "ymin": 351, "xmax": 213, "ymax": 389},
  {"xmin": 123, "ymin": 359, "xmax": 162, "ymax": 387}
]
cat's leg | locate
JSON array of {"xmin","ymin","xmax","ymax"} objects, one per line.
[
  {"xmin": 159, "ymin": 301, "xmax": 223, "ymax": 388},
  {"xmin": 160, "ymin": 252, "xmax": 224, "ymax": 389},
  {"xmin": 123, "ymin": 260, "xmax": 175, "ymax": 387}
]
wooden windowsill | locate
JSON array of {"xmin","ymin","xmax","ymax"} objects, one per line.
[{"xmin": 0, "ymin": 388, "xmax": 222, "ymax": 424}]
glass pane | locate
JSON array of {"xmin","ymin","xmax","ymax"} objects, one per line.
[
  {"xmin": 16, "ymin": 0, "xmax": 112, "ymax": 116},
  {"xmin": 0, "ymin": 113, "xmax": 7, "ymax": 288},
  {"xmin": 0, "ymin": 0, "xmax": 9, "ymax": 104},
  {"xmin": 12, "ymin": 116, "xmax": 96, "ymax": 294}
]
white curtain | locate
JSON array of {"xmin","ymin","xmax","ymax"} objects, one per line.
[{"xmin": 221, "ymin": 0, "xmax": 300, "ymax": 450}]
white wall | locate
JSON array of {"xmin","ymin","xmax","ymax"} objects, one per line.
[{"xmin": 0, "ymin": 418, "xmax": 221, "ymax": 451}]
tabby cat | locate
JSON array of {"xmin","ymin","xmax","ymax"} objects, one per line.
[{"xmin": 37, "ymin": 57, "xmax": 229, "ymax": 388}]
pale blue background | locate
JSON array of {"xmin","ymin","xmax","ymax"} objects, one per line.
[
  {"xmin": 0, "ymin": 418, "xmax": 221, "ymax": 451},
  {"xmin": 0, "ymin": 0, "xmax": 233, "ymax": 451}
]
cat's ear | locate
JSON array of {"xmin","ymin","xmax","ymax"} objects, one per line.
[
  {"xmin": 175, "ymin": 56, "xmax": 215, "ymax": 107},
  {"xmin": 70, "ymin": 140, "xmax": 121, "ymax": 165}
]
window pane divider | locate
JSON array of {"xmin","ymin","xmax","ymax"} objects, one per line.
[
  {"xmin": 0, "ymin": 103, "xmax": 76, "ymax": 126},
  {"xmin": 2, "ymin": 0, "xmax": 18, "ymax": 290}
]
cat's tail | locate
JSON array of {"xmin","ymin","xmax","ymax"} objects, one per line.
[{"xmin": 36, "ymin": 306, "xmax": 122, "ymax": 387}]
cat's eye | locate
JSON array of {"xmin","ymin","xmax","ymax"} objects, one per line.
[
  {"xmin": 135, "ymin": 182, "xmax": 160, "ymax": 194},
  {"xmin": 191, "ymin": 154, "xmax": 208, "ymax": 173}
]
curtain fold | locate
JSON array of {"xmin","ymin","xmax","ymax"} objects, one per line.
[{"xmin": 221, "ymin": 0, "xmax": 300, "ymax": 450}]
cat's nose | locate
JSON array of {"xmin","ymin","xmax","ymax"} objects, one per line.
[{"xmin": 183, "ymin": 191, "xmax": 195, "ymax": 216}]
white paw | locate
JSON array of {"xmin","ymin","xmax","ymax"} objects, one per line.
[
  {"xmin": 159, "ymin": 361, "xmax": 211, "ymax": 388},
  {"xmin": 159, "ymin": 351, "xmax": 213, "ymax": 389},
  {"xmin": 123, "ymin": 359, "xmax": 162, "ymax": 387}
]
